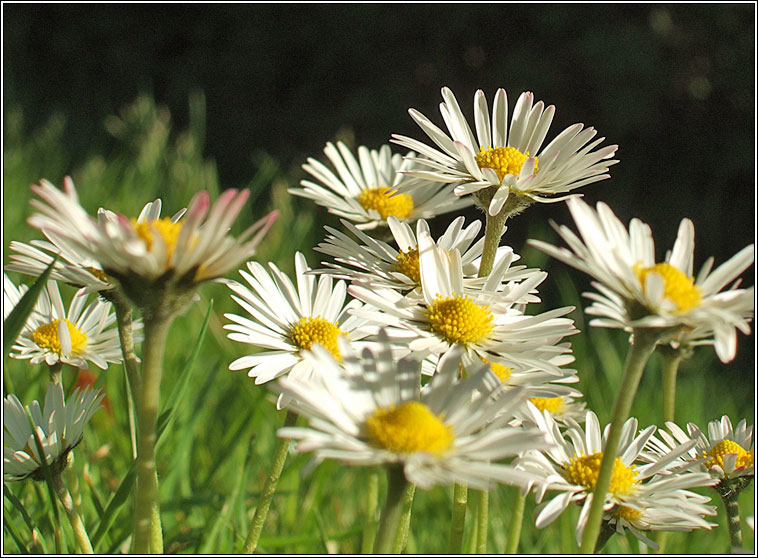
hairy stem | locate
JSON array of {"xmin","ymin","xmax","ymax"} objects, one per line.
[
  {"xmin": 374, "ymin": 465, "xmax": 409, "ymax": 554},
  {"xmin": 579, "ymin": 328, "xmax": 660, "ymax": 554},
  {"xmin": 242, "ymin": 410, "xmax": 298, "ymax": 553}
]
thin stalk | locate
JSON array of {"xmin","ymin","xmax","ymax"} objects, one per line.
[
  {"xmin": 361, "ymin": 468, "xmax": 380, "ymax": 553},
  {"xmin": 721, "ymin": 490, "xmax": 743, "ymax": 551},
  {"xmin": 578, "ymin": 328, "xmax": 661, "ymax": 554},
  {"xmin": 449, "ymin": 483, "xmax": 468, "ymax": 553},
  {"xmin": 659, "ymin": 347, "xmax": 683, "ymax": 424},
  {"xmin": 505, "ymin": 489, "xmax": 526, "ymax": 554},
  {"xmin": 242, "ymin": 410, "xmax": 298, "ymax": 553},
  {"xmin": 392, "ymin": 482, "xmax": 416, "ymax": 553},
  {"xmin": 132, "ymin": 313, "xmax": 172, "ymax": 554},
  {"xmin": 475, "ymin": 489, "xmax": 489, "ymax": 553},
  {"xmin": 52, "ymin": 472, "xmax": 93, "ymax": 554},
  {"xmin": 374, "ymin": 465, "xmax": 409, "ymax": 554},
  {"xmin": 114, "ymin": 299, "xmax": 140, "ymax": 458},
  {"xmin": 48, "ymin": 362, "xmax": 63, "ymax": 386}
]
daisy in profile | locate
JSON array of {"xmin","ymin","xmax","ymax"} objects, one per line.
[
  {"xmin": 315, "ymin": 215, "xmax": 536, "ymax": 295},
  {"xmin": 4, "ymin": 382, "xmax": 104, "ymax": 481},
  {"xmin": 26, "ymin": 177, "xmax": 278, "ymax": 306},
  {"xmin": 391, "ymin": 87, "xmax": 618, "ymax": 216},
  {"xmin": 645, "ymin": 416, "xmax": 754, "ymax": 482},
  {"xmin": 275, "ymin": 331, "xmax": 548, "ymax": 490},
  {"xmin": 7, "ymin": 191, "xmax": 184, "ymax": 296},
  {"xmin": 529, "ymin": 197, "xmax": 755, "ymax": 362},
  {"xmin": 515, "ymin": 410, "xmax": 715, "ymax": 546},
  {"xmin": 224, "ymin": 252, "xmax": 373, "ymax": 406},
  {"xmin": 291, "ymin": 142, "xmax": 472, "ymax": 230},
  {"xmin": 4, "ymin": 274, "xmax": 142, "ymax": 370},
  {"xmin": 349, "ymin": 230, "xmax": 577, "ymax": 377}
]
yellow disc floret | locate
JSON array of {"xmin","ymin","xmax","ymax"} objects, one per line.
[
  {"xmin": 475, "ymin": 146, "xmax": 538, "ymax": 182},
  {"xmin": 702, "ymin": 439, "xmax": 754, "ymax": 474},
  {"xmin": 482, "ymin": 357, "xmax": 512, "ymax": 383},
  {"xmin": 32, "ymin": 318, "xmax": 87, "ymax": 355},
  {"xmin": 366, "ymin": 401, "xmax": 454, "ymax": 455},
  {"xmin": 289, "ymin": 316, "xmax": 345, "ymax": 361},
  {"xmin": 530, "ymin": 396, "xmax": 565, "ymax": 415},
  {"xmin": 393, "ymin": 248, "xmax": 421, "ymax": 284},
  {"xmin": 634, "ymin": 262, "xmax": 701, "ymax": 312},
  {"xmin": 563, "ymin": 452, "xmax": 638, "ymax": 497},
  {"xmin": 614, "ymin": 505, "xmax": 644, "ymax": 522},
  {"xmin": 131, "ymin": 217, "xmax": 184, "ymax": 263},
  {"xmin": 358, "ymin": 187, "xmax": 414, "ymax": 220},
  {"xmin": 427, "ymin": 294, "xmax": 494, "ymax": 345}
]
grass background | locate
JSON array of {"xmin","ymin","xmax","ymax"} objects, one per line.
[{"xmin": 2, "ymin": 4, "xmax": 755, "ymax": 554}]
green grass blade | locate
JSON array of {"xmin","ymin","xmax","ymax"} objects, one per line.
[
  {"xmin": 90, "ymin": 465, "xmax": 136, "ymax": 549},
  {"xmin": 3, "ymin": 514, "xmax": 30, "ymax": 554},
  {"xmin": 4, "ymin": 484, "xmax": 36, "ymax": 536},
  {"xmin": 28, "ymin": 413, "xmax": 65, "ymax": 553},
  {"xmin": 3, "ymin": 257, "xmax": 58, "ymax": 357},
  {"xmin": 156, "ymin": 298, "xmax": 213, "ymax": 451}
]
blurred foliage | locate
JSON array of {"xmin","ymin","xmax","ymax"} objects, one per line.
[{"xmin": 2, "ymin": 5, "xmax": 755, "ymax": 554}]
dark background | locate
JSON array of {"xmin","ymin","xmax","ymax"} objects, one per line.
[{"xmin": 3, "ymin": 3, "xmax": 755, "ymax": 369}]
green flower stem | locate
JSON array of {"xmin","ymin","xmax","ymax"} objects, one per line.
[
  {"xmin": 478, "ymin": 209, "xmax": 509, "ymax": 278},
  {"xmin": 114, "ymin": 299, "xmax": 140, "ymax": 458},
  {"xmin": 48, "ymin": 362, "xmax": 63, "ymax": 386},
  {"xmin": 505, "ymin": 489, "xmax": 526, "ymax": 554},
  {"xmin": 132, "ymin": 312, "xmax": 172, "ymax": 554},
  {"xmin": 361, "ymin": 469, "xmax": 380, "ymax": 553},
  {"xmin": 392, "ymin": 481, "xmax": 416, "ymax": 553},
  {"xmin": 660, "ymin": 347, "xmax": 683, "ymax": 424},
  {"xmin": 579, "ymin": 327, "xmax": 661, "ymax": 554},
  {"xmin": 720, "ymin": 487, "xmax": 744, "ymax": 551},
  {"xmin": 242, "ymin": 409, "xmax": 298, "ymax": 553},
  {"xmin": 449, "ymin": 482, "xmax": 468, "ymax": 553},
  {"xmin": 475, "ymin": 489, "xmax": 489, "ymax": 553},
  {"xmin": 52, "ymin": 471, "xmax": 93, "ymax": 554},
  {"xmin": 374, "ymin": 465, "xmax": 409, "ymax": 554}
]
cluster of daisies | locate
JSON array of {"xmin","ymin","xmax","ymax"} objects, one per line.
[{"xmin": 3, "ymin": 86, "xmax": 754, "ymax": 553}]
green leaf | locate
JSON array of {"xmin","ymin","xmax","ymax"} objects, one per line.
[
  {"xmin": 3, "ymin": 515, "xmax": 30, "ymax": 554},
  {"xmin": 3, "ymin": 257, "xmax": 58, "ymax": 357}
]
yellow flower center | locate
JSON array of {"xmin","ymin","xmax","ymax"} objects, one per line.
[
  {"xmin": 32, "ymin": 318, "xmax": 87, "ymax": 355},
  {"xmin": 530, "ymin": 396, "xmax": 565, "ymax": 414},
  {"xmin": 563, "ymin": 452, "xmax": 638, "ymax": 497},
  {"xmin": 427, "ymin": 294, "xmax": 494, "ymax": 345},
  {"xmin": 358, "ymin": 187, "xmax": 414, "ymax": 220},
  {"xmin": 85, "ymin": 266, "xmax": 110, "ymax": 282},
  {"xmin": 702, "ymin": 440, "xmax": 754, "ymax": 473},
  {"xmin": 393, "ymin": 248, "xmax": 421, "ymax": 284},
  {"xmin": 614, "ymin": 505, "xmax": 643, "ymax": 521},
  {"xmin": 131, "ymin": 217, "xmax": 184, "ymax": 263},
  {"xmin": 482, "ymin": 357, "xmax": 512, "ymax": 383},
  {"xmin": 634, "ymin": 262, "xmax": 701, "ymax": 312},
  {"xmin": 475, "ymin": 146, "xmax": 538, "ymax": 182},
  {"xmin": 366, "ymin": 401, "xmax": 454, "ymax": 455},
  {"xmin": 289, "ymin": 316, "xmax": 345, "ymax": 361}
]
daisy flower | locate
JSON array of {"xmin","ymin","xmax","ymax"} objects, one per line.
[
  {"xmin": 515, "ymin": 410, "xmax": 715, "ymax": 545},
  {"xmin": 291, "ymin": 142, "xmax": 472, "ymax": 230},
  {"xmin": 391, "ymin": 87, "xmax": 618, "ymax": 216},
  {"xmin": 645, "ymin": 416, "xmax": 754, "ymax": 482},
  {"xmin": 4, "ymin": 382, "xmax": 104, "ymax": 481},
  {"xmin": 4, "ymin": 274, "xmax": 142, "ymax": 370},
  {"xmin": 274, "ymin": 331, "xmax": 549, "ymax": 490},
  {"xmin": 349, "ymin": 229, "xmax": 578, "ymax": 377},
  {"xmin": 26, "ymin": 177, "xmax": 278, "ymax": 306},
  {"xmin": 314, "ymin": 215, "xmax": 536, "ymax": 295},
  {"xmin": 529, "ymin": 197, "xmax": 755, "ymax": 363},
  {"xmin": 7, "ymin": 190, "xmax": 184, "ymax": 295},
  {"xmin": 520, "ymin": 392, "xmax": 587, "ymax": 425},
  {"xmin": 224, "ymin": 252, "xmax": 373, "ymax": 407}
]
